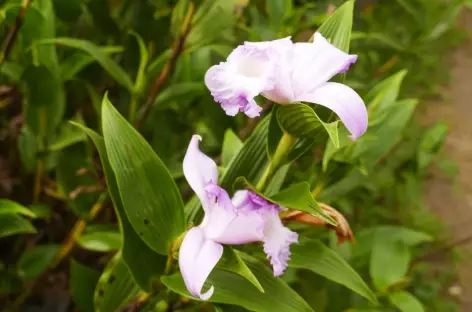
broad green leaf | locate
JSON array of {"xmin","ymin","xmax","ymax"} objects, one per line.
[
  {"xmin": 290, "ymin": 238, "xmax": 377, "ymax": 303},
  {"xmin": 18, "ymin": 245, "xmax": 60, "ymax": 280},
  {"xmin": 277, "ymin": 103, "xmax": 340, "ymax": 148},
  {"xmin": 36, "ymin": 38, "xmax": 134, "ymax": 90},
  {"xmin": 0, "ymin": 200, "xmax": 36, "ymax": 218},
  {"xmin": 48, "ymin": 120, "xmax": 87, "ymax": 151},
  {"xmin": 102, "ymin": 95, "xmax": 185, "ymax": 255},
  {"xmin": 318, "ymin": 0, "xmax": 354, "ymax": 53},
  {"xmin": 18, "ymin": 125, "xmax": 37, "ymax": 172},
  {"xmin": 60, "ymin": 46, "xmax": 124, "ymax": 81},
  {"xmin": 29, "ymin": 204, "xmax": 52, "ymax": 220},
  {"xmin": 217, "ymin": 248, "xmax": 264, "ymax": 293},
  {"xmin": 153, "ymin": 83, "xmax": 205, "ymax": 109},
  {"xmin": 37, "ymin": 0, "xmax": 60, "ymax": 72},
  {"xmin": 221, "ymin": 129, "xmax": 243, "ymax": 167},
  {"xmin": 187, "ymin": 0, "xmax": 239, "ymax": 49},
  {"xmin": 266, "ymin": 0, "xmax": 292, "ymax": 28},
  {"xmin": 221, "ymin": 114, "xmax": 271, "ymax": 190},
  {"xmin": 270, "ymin": 182, "xmax": 336, "ymax": 225},
  {"xmin": 0, "ymin": 215, "xmax": 36, "ymax": 238},
  {"xmin": 94, "ymin": 254, "xmax": 141, "ymax": 312},
  {"xmin": 389, "ymin": 291, "xmax": 425, "ymax": 312},
  {"xmin": 70, "ymin": 260, "xmax": 101, "ymax": 312},
  {"xmin": 0, "ymin": 271, "xmax": 23, "ymax": 294},
  {"xmin": 356, "ymin": 98, "xmax": 418, "ymax": 167},
  {"xmin": 22, "ymin": 65, "xmax": 65, "ymax": 139},
  {"xmin": 352, "ymin": 226, "xmax": 433, "ymax": 260},
  {"xmin": 162, "ymin": 254, "xmax": 313, "ymax": 312},
  {"xmin": 72, "ymin": 123, "xmax": 167, "ymax": 291},
  {"xmin": 264, "ymin": 164, "xmax": 290, "ymax": 196},
  {"xmin": 417, "ymin": 122, "xmax": 448, "ymax": 171},
  {"xmin": 0, "ymin": 61, "xmax": 23, "ymax": 81},
  {"xmin": 365, "ymin": 70, "xmax": 408, "ymax": 121},
  {"xmin": 370, "ymin": 239, "xmax": 411, "ymax": 290},
  {"xmin": 78, "ymin": 228, "xmax": 122, "ymax": 252}
]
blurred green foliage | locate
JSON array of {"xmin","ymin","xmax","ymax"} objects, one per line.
[{"xmin": 0, "ymin": 0, "xmax": 466, "ymax": 311}]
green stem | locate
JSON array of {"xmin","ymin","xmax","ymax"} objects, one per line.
[
  {"xmin": 256, "ymin": 132, "xmax": 296, "ymax": 192},
  {"xmin": 129, "ymin": 95, "xmax": 138, "ymax": 122}
]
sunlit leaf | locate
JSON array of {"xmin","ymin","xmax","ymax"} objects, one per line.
[
  {"xmin": 0, "ymin": 199, "xmax": 36, "ymax": 218},
  {"xmin": 78, "ymin": 228, "xmax": 122, "ymax": 252},
  {"xmin": 389, "ymin": 291, "xmax": 425, "ymax": 312},
  {"xmin": 318, "ymin": 0, "xmax": 354, "ymax": 53}
]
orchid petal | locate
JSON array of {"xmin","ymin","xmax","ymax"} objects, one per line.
[
  {"xmin": 291, "ymin": 33, "xmax": 358, "ymax": 97},
  {"xmin": 179, "ymin": 227, "xmax": 224, "ymax": 300},
  {"xmin": 202, "ymin": 183, "xmax": 237, "ymax": 239},
  {"xmin": 183, "ymin": 135, "xmax": 218, "ymax": 213},
  {"xmin": 204, "ymin": 39, "xmax": 291, "ymax": 118},
  {"xmin": 295, "ymin": 82, "xmax": 368, "ymax": 140},
  {"xmin": 262, "ymin": 212, "xmax": 298, "ymax": 276},
  {"xmin": 214, "ymin": 191, "xmax": 267, "ymax": 245}
]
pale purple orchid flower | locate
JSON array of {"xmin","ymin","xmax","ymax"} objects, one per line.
[
  {"xmin": 204, "ymin": 32, "xmax": 368, "ymax": 140},
  {"xmin": 179, "ymin": 135, "xmax": 298, "ymax": 300}
]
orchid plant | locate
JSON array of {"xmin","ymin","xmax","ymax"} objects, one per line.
[
  {"xmin": 179, "ymin": 31, "xmax": 367, "ymax": 299},
  {"xmin": 75, "ymin": 2, "xmax": 379, "ymax": 310}
]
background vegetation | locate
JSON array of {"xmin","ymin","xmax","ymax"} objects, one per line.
[{"xmin": 0, "ymin": 0, "xmax": 467, "ymax": 311}]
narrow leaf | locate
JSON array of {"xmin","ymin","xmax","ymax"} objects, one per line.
[
  {"xmin": 217, "ymin": 248, "xmax": 264, "ymax": 293},
  {"xmin": 277, "ymin": 103, "xmax": 340, "ymax": 148},
  {"xmin": 36, "ymin": 38, "xmax": 134, "ymax": 90},
  {"xmin": 0, "ymin": 200, "xmax": 36, "ymax": 218},
  {"xmin": 318, "ymin": 0, "xmax": 354, "ymax": 53}
]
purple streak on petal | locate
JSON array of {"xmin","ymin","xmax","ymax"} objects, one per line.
[
  {"xmin": 262, "ymin": 212, "xmax": 298, "ymax": 276},
  {"xmin": 339, "ymin": 55, "xmax": 358, "ymax": 74},
  {"xmin": 202, "ymin": 182, "xmax": 237, "ymax": 240},
  {"xmin": 183, "ymin": 135, "xmax": 219, "ymax": 213},
  {"xmin": 295, "ymin": 82, "xmax": 368, "ymax": 140},
  {"xmin": 204, "ymin": 39, "xmax": 292, "ymax": 118}
]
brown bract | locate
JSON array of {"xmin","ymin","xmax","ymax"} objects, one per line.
[{"xmin": 283, "ymin": 203, "xmax": 354, "ymax": 245}]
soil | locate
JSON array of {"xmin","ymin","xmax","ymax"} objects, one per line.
[{"xmin": 421, "ymin": 9, "xmax": 472, "ymax": 312}]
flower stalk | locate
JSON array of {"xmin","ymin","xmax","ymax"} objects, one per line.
[{"xmin": 256, "ymin": 132, "xmax": 296, "ymax": 192}]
